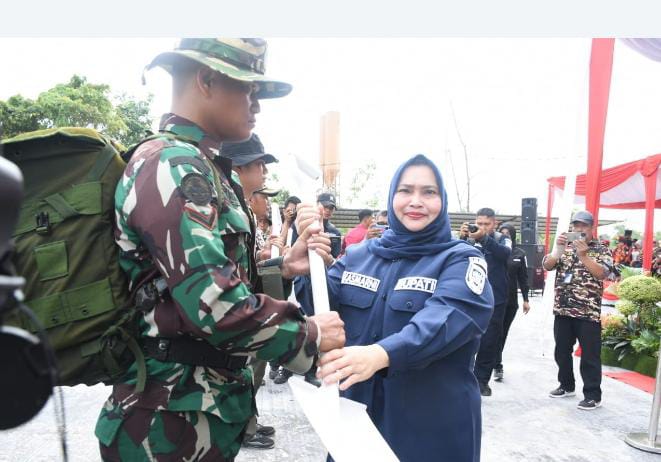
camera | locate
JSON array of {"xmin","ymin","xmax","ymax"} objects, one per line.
[
  {"xmin": 468, "ymin": 224, "xmax": 479, "ymax": 233},
  {"xmin": 565, "ymin": 231, "xmax": 586, "ymax": 242}
]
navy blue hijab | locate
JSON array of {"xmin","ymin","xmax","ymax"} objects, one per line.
[{"xmin": 366, "ymin": 154, "xmax": 464, "ymax": 260}]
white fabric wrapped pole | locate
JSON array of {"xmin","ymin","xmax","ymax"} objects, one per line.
[
  {"xmin": 270, "ymin": 203, "xmax": 282, "ymax": 258},
  {"xmin": 540, "ymin": 41, "xmax": 590, "ymax": 358},
  {"xmin": 285, "ymin": 153, "xmax": 396, "ymax": 461}
]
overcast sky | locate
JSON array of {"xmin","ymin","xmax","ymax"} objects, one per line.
[{"xmin": 1, "ymin": 37, "xmax": 660, "ymax": 233}]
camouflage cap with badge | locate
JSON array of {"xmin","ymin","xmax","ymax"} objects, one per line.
[{"xmin": 145, "ymin": 38, "xmax": 292, "ymax": 99}]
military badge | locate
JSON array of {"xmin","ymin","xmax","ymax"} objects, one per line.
[
  {"xmin": 184, "ymin": 203, "xmax": 217, "ymax": 230},
  {"xmin": 181, "ymin": 172, "xmax": 213, "ymax": 206},
  {"xmin": 465, "ymin": 256, "xmax": 487, "ymax": 295}
]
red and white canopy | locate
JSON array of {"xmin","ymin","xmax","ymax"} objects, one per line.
[
  {"xmin": 548, "ymin": 154, "xmax": 661, "ymax": 209},
  {"xmin": 546, "ymin": 153, "xmax": 660, "ymax": 270},
  {"xmin": 546, "ymin": 38, "xmax": 661, "ymax": 272}
]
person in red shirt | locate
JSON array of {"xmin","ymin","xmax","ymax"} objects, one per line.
[{"xmin": 342, "ymin": 209, "xmax": 374, "ymax": 253}]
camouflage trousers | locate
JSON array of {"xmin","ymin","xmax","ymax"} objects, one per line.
[
  {"xmin": 99, "ymin": 407, "xmax": 246, "ymax": 461},
  {"xmin": 244, "ymin": 358, "xmax": 267, "ymax": 438}
]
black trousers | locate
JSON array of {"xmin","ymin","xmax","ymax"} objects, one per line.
[
  {"xmin": 553, "ymin": 315, "xmax": 602, "ymax": 401},
  {"xmin": 474, "ymin": 302, "xmax": 506, "ymax": 385},
  {"xmin": 495, "ymin": 298, "xmax": 519, "ymax": 369}
]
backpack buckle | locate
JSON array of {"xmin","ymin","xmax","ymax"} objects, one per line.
[
  {"xmin": 155, "ymin": 339, "xmax": 170, "ymax": 361},
  {"xmin": 134, "ymin": 277, "xmax": 168, "ymax": 312},
  {"xmin": 35, "ymin": 212, "xmax": 51, "ymax": 235}
]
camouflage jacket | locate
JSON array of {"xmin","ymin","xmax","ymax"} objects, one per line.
[
  {"xmin": 548, "ymin": 240, "xmax": 613, "ymax": 322},
  {"xmin": 96, "ymin": 114, "xmax": 318, "ymax": 445}
]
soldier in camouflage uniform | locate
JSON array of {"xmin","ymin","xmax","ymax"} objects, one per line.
[
  {"xmin": 542, "ymin": 210, "xmax": 613, "ymax": 411},
  {"xmin": 95, "ymin": 38, "xmax": 345, "ymax": 461}
]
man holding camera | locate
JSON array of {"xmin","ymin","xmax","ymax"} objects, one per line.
[
  {"xmin": 542, "ymin": 211, "xmax": 613, "ymax": 410},
  {"xmin": 459, "ymin": 207, "xmax": 512, "ymax": 396},
  {"xmin": 365, "ymin": 210, "xmax": 389, "ymax": 240}
]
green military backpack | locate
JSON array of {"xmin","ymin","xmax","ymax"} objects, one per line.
[{"xmin": 1, "ymin": 127, "xmax": 145, "ymax": 389}]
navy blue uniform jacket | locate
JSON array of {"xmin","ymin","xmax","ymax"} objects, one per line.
[
  {"xmin": 327, "ymin": 241, "xmax": 494, "ymax": 462},
  {"xmin": 474, "ymin": 233, "xmax": 511, "ymax": 306}
]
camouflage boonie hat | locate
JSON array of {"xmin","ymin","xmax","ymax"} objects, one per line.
[{"xmin": 146, "ymin": 38, "xmax": 292, "ymax": 99}]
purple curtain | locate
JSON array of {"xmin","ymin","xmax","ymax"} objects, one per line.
[{"xmin": 621, "ymin": 38, "xmax": 661, "ymax": 62}]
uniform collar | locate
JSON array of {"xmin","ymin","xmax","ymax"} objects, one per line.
[{"xmin": 159, "ymin": 113, "xmax": 222, "ymax": 159}]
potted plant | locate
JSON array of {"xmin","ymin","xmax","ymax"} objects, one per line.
[{"xmin": 601, "ymin": 273, "xmax": 661, "ymax": 377}]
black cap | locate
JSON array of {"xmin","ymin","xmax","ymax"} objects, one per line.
[
  {"xmin": 220, "ymin": 133, "xmax": 278, "ymax": 166},
  {"xmin": 571, "ymin": 210, "xmax": 594, "ymax": 226},
  {"xmin": 254, "ymin": 186, "xmax": 280, "ymax": 197},
  {"xmin": 317, "ymin": 192, "xmax": 336, "ymax": 208}
]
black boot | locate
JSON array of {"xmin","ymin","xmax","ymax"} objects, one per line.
[
  {"xmin": 479, "ymin": 382, "xmax": 492, "ymax": 397},
  {"xmin": 242, "ymin": 433, "xmax": 275, "ymax": 449},
  {"xmin": 273, "ymin": 368, "xmax": 293, "ymax": 384}
]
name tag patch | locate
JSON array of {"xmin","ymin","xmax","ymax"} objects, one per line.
[
  {"xmin": 466, "ymin": 257, "xmax": 487, "ymax": 295},
  {"xmin": 394, "ymin": 277, "xmax": 437, "ymax": 293},
  {"xmin": 341, "ymin": 271, "xmax": 380, "ymax": 292}
]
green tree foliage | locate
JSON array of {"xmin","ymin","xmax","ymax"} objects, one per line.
[
  {"xmin": 115, "ymin": 93, "xmax": 154, "ymax": 146},
  {"xmin": 266, "ymin": 172, "xmax": 291, "ymax": 206},
  {"xmin": 0, "ymin": 75, "xmax": 153, "ymax": 146},
  {"xmin": 0, "ymin": 94, "xmax": 44, "ymax": 136}
]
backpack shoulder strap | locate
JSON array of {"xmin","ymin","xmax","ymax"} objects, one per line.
[
  {"xmin": 87, "ymin": 141, "xmax": 121, "ymax": 182},
  {"xmin": 121, "ymin": 131, "xmax": 200, "ymax": 163}
]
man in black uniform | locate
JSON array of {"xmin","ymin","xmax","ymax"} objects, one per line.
[
  {"xmin": 316, "ymin": 192, "xmax": 342, "ymax": 257},
  {"xmin": 289, "ymin": 192, "xmax": 341, "ymax": 257},
  {"xmin": 459, "ymin": 207, "xmax": 511, "ymax": 396},
  {"xmin": 493, "ymin": 222, "xmax": 530, "ymax": 382}
]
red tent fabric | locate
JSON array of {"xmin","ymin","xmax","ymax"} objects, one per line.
[
  {"xmin": 546, "ymin": 153, "xmax": 661, "ymax": 270},
  {"xmin": 585, "ymin": 39, "xmax": 615, "ymax": 227}
]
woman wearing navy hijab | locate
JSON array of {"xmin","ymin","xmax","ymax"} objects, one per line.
[{"xmin": 317, "ymin": 154, "xmax": 494, "ymax": 462}]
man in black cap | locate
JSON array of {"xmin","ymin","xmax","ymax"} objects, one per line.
[
  {"xmin": 220, "ymin": 134, "xmax": 283, "ymax": 450},
  {"xmin": 494, "ymin": 222, "xmax": 530, "ymax": 382},
  {"xmin": 221, "ymin": 133, "xmax": 277, "ymax": 197},
  {"xmin": 543, "ymin": 210, "xmax": 614, "ymax": 410},
  {"xmin": 316, "ymin": 192, "xmax": 342, "ymax": 258}
]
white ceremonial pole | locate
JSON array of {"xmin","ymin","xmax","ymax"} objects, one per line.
[
  {"xmin": 540, "ymin": 41, "xmax": 590, "ymax": 358},
  {"xmin": 624, "ymin": 301, "xmax": 661, "ymax": 453},
  {"xmin": 270, "ymin": 203, "xmax": 282, "ymax": 258},
  {"xmin": 290, "ymin": 154, "xmax": 339, "ymax": 399},
  {"xmin": 540, "ymin": 171, "xmax": 577, "ymax": 358},
  {"xmin": 285, "ymin": 153, "xmax": 398, "ymax": 462}
]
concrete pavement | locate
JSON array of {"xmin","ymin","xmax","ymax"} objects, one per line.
[{"xmin": 0, "ymin": 294, "xmax": 657, "ymax": 461}]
